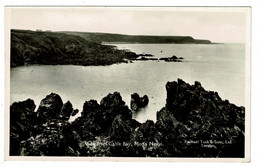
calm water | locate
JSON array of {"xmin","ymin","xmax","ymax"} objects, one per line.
[{"xmin": 10, "ymin": 44, "xmax": 245, "ymax": 122}]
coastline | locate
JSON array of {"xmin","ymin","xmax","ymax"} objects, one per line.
[
  {"xmin": 10, "ymin": 29, "xmax": 212, "ymax": 68},
  {"xmin": 9, "ymin": 79, "xmax": 245, "ymax": 157}
]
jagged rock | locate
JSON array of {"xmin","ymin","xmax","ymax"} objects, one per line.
[
  {"xmin": 156, "ymin": 107, "xmax": 179, "ymax": 133},
  {"xmin": 100, "ymin": 92, "xmax": 132, "ymax": 122},
  {"xmin": 71, "ymin": 109, "xmax": 79, "ymax": 116},
  {"xmin": 130, "ymin": 93, "xmax": 149, "ymax": 111},
  {"xmin": 19, "ymin": 119, "xmax": 80, "ymax": 156},
  {"xmin": 140, "ymin": 95, "xmax": 149, "ymax": 106},
  {"xmin": 60, "ymin": 101, "xmax": 73, "ymax": 120},
  {"xmin": 133, "ymin": 120, "xmax": 163, "ymax": 156},
  {"xmin": 82, "ymin": 99, "xmax": 100, "ymax": 117},
  {"xmin": 100, "ymin": 92, "xmax": 125, "ymax": 107},
  {"xmin": 162, "ymin": 78, "xmax": 245, "ymax": 157},
  {"xmin": 110, "ymin": 115, "xmax": 132, "ymax": 142},
  {"xmin": 135, "ymin": 120, "xmax": 158, "ymax": 142},
  {"xmin": 72, "ymin": 92, "xmax": 132, "ymax": 139},
  {"xmin": 109, "ymin": 115, "xmax": 144, "ymax": 157},
  {"xmin": 130, "ymin": 93, "xmax": 140, "ymax": 111},
  {"xmin": 72, "ymin": 100, "xmax": 102, "ymax": 138},
  {"xmin": 10, "ymin": 99, "xmax": 37, "ymax": 155},
  {"xmin": 10, "ymin": 79, "xmax": 245, "ymax": 157},
  {"xmin": 36, "ymin": 93, "xmax": 63, "ymax": 123},
  {"xmin": 79, "ymin": 137, "xmax": 112, "ymax": 156},
  {"xmin": 126, "ymin": 118, "xmax": 141, "ymax": 129}
]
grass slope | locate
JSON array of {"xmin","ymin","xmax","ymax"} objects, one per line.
[
  {"xmin": 61, "ymin": 31, "xmax": 211, "ymax": 44},
  {"xmin": 11, "ymin": 29, "xmax": 138, "ymax": 67}
]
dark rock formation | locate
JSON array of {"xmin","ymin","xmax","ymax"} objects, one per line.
[
  {"xmin": 110, "ymin": 115, "xmax": 132, "ymax": 142},
  {"xmin": 10, "ymin": 99, "xmax": 37, "ymax": 155},
  {"xmin": 130, "ymin": 93, "xmax": 149, "ymax": 111},
  {"xmin": 148, "ymin": 58, "xmax": 159, "ymax": 61},
  {"xmin": 10, "ymin": 93, "xmax": 81, "ymax": 156},
  {"xmin": 171, "ymin": 55, "xmax": 178, "ymax": 59},
  {"xmin": 71, "ymin": 92, "xmax": 132, "ymax": 141},
  {"xmin": 36, "ymin": 93, "xmax": 63, "ymax": 124},
  {"xmin": 60, "ymin": 101, "xmax": 74, "ymax": 120},
  {"xmin": 159, "ymin": 55, "xmax": 183, "ymax": 62},
  {"xmin": 9, "ymin": 79, "xmax": 245, "ymax": 157},
  {"xmin": 161, "ymin": 79, "xmax": 245, "ymax": 157},
  {"xmin": 71, "ymin": 109, "xmax": 79, "ymax": 117},
  {"xmin": 19, "ymin": 120, "xmax": 80, "ymax": 156},
  {"xmin": 137, "ymin": 54, "xmax": 154, "ymax": 57}
]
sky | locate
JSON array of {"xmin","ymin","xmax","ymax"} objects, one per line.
[{"xmin": 6, "ymin": 7, "xmax": 250, "ymax": 43}]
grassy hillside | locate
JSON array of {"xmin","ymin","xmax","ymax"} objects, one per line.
[
  {"xmin": 61, "ymin": 31, "xmax": 211, "ymax": 44},
  {"xmin": 10, "ymin": 29, "xmax": 138, "ymax": 67}
]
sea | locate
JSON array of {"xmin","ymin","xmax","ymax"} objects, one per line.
[{"xmin": 10, "ymin": 43, "xmax": 246, "ymax": 122}]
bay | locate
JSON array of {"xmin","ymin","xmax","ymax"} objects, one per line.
[{"xmin": 10, "ymin": 43, "xmax": 245, "ymax": 122}]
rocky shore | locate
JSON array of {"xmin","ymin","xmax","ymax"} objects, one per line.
[
  {"xmin": 10, "ymin": 79, "xmax": 245, "ymax": 157},
  {"xmin": 11, "ymin": 29, "xmax": 139, "ymax": 67},
  {"xmin": 11, "ymin": 29, "xmax": 187, "ymax": 67},
  {"xmin": 131, "ymin": 55, "xmax": 184, "ymax": 62}
]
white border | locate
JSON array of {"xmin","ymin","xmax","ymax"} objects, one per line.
[
  {"xmin": 4, "ymin": 6, "xmax": 251, "ymax": 162},
  {"xmin": 1, "ymin": 0, "xmax": 260, "ymax": 168}
]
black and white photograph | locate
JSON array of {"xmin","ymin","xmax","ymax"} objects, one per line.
[{"xmin": 4, "ymin": 6, "xmax": 250, "ymax": 161}]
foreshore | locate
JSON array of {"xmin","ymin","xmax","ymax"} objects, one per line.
[{"xmin": 10, "ymin": 79, "xmax": 245, "ymax": 157}]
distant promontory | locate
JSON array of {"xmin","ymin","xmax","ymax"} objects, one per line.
[
  {"xmin": 10, "ymin": 29, "xmax": 211, "ymax": 67},
  {"xmin": 61, "ymin": 31, "xmax": 212, "ymax": 44}
]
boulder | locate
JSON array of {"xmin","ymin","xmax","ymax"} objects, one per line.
[
  {"xmin": 156, "ymin": 107, "xmax": 179, "ymax": 133},
  {"xmin": 10, "ymin": 99, "xmax": 37, "ymax": 155},
  {"xmin": 130, "ymin": 93, "xmax": 140, "ymax": 111},
  {"xmin": 36, "ymin": 93, "xmax": 63, "ymax": 123},
  {"xmin": 71, "ymin": 109, "xmax": 79, "ymax": 116},
  {"xmin": 159, "ymin": 56, "xmax": 183, "ymax": 62},
  {"xmin": 171, "ymin": 55, "xmax": 178, "ymax": 59},
  {"xmin": 140, "ymin": 95, "xmax": 149, "ymax": 106},
  {"xmin": 135, "ymin": 120, "xmax": 158, "ymax": 142},
  {"xmin": 130, "ymin": 93, "xmax": 149, "ymax": 111},
  {"xmin": 110, "ymin": 115, "xmax": 132, "ymax": 142},
  {"xmin": 73, "ymin": 92, "xmax": 132, "ymax": 137},
  {"xmin": 19, "ymin": 119, "xmax": 80, "ymax": 156},
  {"xmin": 60, "ymin": 101, "xmax": 73, "ymax": 120},
  {"xmin": 100, "ymin": 92, "xmax": 132, "ymax": 119},
  {"xmin": 100, "ymin": 92, "xmax": 125, "ymax": 107},
  {"xmin": 72, "ymin": 100, "xmax": 103, "ymax": 137},
  {"xmin": 82, "ymin": 99, "xmax": 100, "ymax": 118},
  {"xmin": 133, "ymin": 120, "xmax": 163, "ymax": 156}
]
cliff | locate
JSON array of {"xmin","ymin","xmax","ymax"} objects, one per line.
[
  {"xmin": 10, "ymin": 29, "xmax": 138, "ymax": 67},
  {"xmin": 10, "ymin": 79, "xmax": 244, "ymax": 157},
  {"xmin": 62, "ymin": 31, "xmax": 212, "ymax": 44}
]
